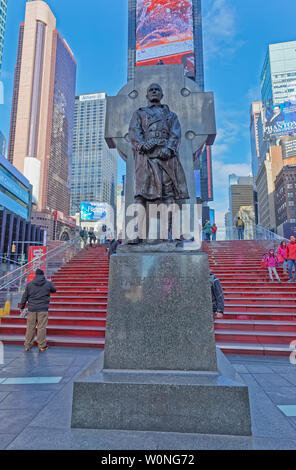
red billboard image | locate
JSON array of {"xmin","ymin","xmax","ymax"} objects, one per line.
[
  {"xmin": 136, "ymin": 0, "xmax": 195, "ymax": 78},
  {"xmin": 27, "ymin": 246, "xmax": 47, "ymax": 283}
]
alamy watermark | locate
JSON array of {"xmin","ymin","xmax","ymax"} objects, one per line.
[
  {"xmin": 113, "ymin": 202, "xmax": 202, "ymax": 246},
  {"xmin": 289, "ymin": 340, "xmax": 296, "ymax": 365}
]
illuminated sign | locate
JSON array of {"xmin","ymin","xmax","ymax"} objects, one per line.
[
  {"xmin": 264, "ymin": 101, "xmax": 296, "ymax": 139},
  {"xmin": 0, "ymin": 166, "xmax": 29, "ymax": 204},
  {"xmin": 80, "ymin": 202, "xmax": 108, "ymax": 221},
  {"xmin": 136, "ymin": 0, "xmax": 195, "ymax": 78},
  {"xmin": 79, "ymin": 93, "xmax": 106, "ymax": 101}
]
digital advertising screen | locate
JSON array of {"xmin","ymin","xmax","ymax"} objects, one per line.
[
  {"xmin": 264, "ymin": 101, "xmax": 296, "ymax": 139},
  {"xmin": 80, "ymin": 202, "xmax": 108, "ymax": 222},
  {"xmin": 136, "ymin": 0, "xmax": 195, "ymax": 78}
]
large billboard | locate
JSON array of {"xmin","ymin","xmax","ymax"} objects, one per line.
[
  {"xmin": 80, "ymin": 202, "xmax": 108, "ymax": 222},
  {"xmin": 136, "ymin": 0, "xmax": 195, "ymax": 78},
  {"xmin": 264, "ymin": 101, "xmax": 296, "ymax": 139}
]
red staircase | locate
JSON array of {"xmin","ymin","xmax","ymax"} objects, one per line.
[
  {"xmin": 203, "ymin": 240, "xmax": 296, "ymax": 356},
  {"xmin": 1, "ymin": 240, "xmax": 295, "ymax": 356},
  {"xmin": 0, "ymin": 245, "xmax": 108, "ymax": 348}
]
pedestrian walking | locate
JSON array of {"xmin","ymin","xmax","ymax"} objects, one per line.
[
  {"xmin": 210, "ymin": 272, "xmax": 224, "ymax": 319},
  {"xmin": 20, "ymin": 269, "xmax": 56, "ymax": 352},
  {"xmin": 88, "ymin": 228, "xmax": 96, "ymax": 247},
  {"xmin": 265, "ymin": 249, "xmax": 281, "ymax": 283},
  {"xmin": 211, "ymin": 223, "xmax": 217, "ymax": 241},
  {"xmin": 108, "ymin": 237, "xmax": 119, "ymax": 261},
  {"xmin": 80, "ymin": 228, "xmax": 88, "ymax": 248},
  {"xmin": 277, "ymin": 241, "xmax": 288, "ymax": 274},
  {"xmin": 203, "ymin": 220, "xmax": 212, "ymax": 241},
  {"xmin": 236, "ymin": 217, "xmax": 245, "ymax": 240},
  {"xmin": 286, "ymin": 236, "xmax": 296, "ymax": 282}
]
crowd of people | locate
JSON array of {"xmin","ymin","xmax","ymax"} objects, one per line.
[
  {"xmin": 202, "ymin": 221, "xmax": 218, "ymax": 241},
  {"xmin": 261, "ymin": 236, "xmax": 296, "ymax": 283}
]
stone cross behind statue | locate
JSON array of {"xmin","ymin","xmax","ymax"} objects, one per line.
[{"xmin": 105, "ymin": 64, "xmax": 216, "ymax": 244}]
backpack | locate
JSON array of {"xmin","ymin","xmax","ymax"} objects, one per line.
[{"xmin": 237, "ymin": 219, "xmax": 242, "ymax": 227}]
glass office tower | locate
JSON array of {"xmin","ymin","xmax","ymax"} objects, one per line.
[
  {"xmin": 261, "ymin": 41, "xmax": 296, "ymax": 107},
  {"xmin": 71, "ymin": 93, "xmax": 117, "ymax": 216},
  {"xmin": 8, "ymin": 1, "xmax": 77, "ymax": 216}
]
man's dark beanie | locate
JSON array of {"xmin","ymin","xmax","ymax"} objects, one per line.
[{"xmin": 35, "ymin": 269, "xmax": 44, "ymax": 275}]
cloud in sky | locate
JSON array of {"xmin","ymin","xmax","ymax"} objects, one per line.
[{"xmin": 203, "ymin": 0, "xmax": 245, "ymax": 60}]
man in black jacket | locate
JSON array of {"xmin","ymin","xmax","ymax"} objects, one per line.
[
  {"xmin": 20, "ymin": 269, "xmax": 56, "ymax": 352},
  {"xmin": 210, "ymin": 272, "xmax": 224, "ymax": 320}
]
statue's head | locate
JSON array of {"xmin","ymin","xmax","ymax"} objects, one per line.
[{"xmin": 146, "ymin": 83, "xmax": 163, "ymax": 104}]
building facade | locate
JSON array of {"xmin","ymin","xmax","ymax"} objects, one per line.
[
  {"xmin": 250, "ymin": 101, "xmax": 264, "ymax": 178},
  {"xmin": 261, "ymin": 41, "xmax": 296, "ymax": 107},
  {"xmin": 70, "ymin": 93, "xmax": 117, "ymax": 217},
  {"xmin": 274, "ymin": 165, "xmax": 296, "ymax": 234},
  {"xmin": 0, "ymin": 0, "xmax": 7, "ymax": 70},
  {"xmin": 228, "ymin": 175, "xmax": 255, "ymax": 226},
  {"xmin": 0, "ymin": 153, "xmax": 44, "ymax": 266},
  {"xmin": 255, "ymin": 145, "xmax": 283, "ymax": 231},
  {"xmin": 7, "ymin": 1, "xmax": 77, "ymax": 227}
]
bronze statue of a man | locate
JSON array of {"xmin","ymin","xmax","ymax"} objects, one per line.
[
  {"xmin": 129, "ymin": 83, "xmax": 189, "ymax": 203},
  {"xmin": 128, "ymin": 83, "xmax": 189, "ymax": 242}
]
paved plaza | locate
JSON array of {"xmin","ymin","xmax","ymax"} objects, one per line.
[{"xmin": 0, "ymin": 345, "xmax": 295, "ymax": 450}]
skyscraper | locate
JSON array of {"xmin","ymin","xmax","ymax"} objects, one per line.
[
  {"xmin": 0, "ymin": 0, "xmax": 8, "ymax": 70},
  {"xmin": 128, "ymin": 0, "xmax": 204, "ymax": 90},
  {"xmin": 250, "ymin": 102, "xmax": 264, "ymax": 178},
  {"xmin": 71, "ymin": 93, "xmax": 117, "ymax": 216},
  {"xmin": 261, "ymin": 41, "xmax": 296, "ymax": 107},
  {"xmin": 8, "ymin": 0, "xmax": 76, "ymax": 217},
  {"xmin": 228, "ymin": 174, "xmax": 255, "ymax": 226}
]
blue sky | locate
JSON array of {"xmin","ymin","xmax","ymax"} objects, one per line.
[{"xmin": 1, "ymin": 0, "xmax": 296, "ymax": 227}]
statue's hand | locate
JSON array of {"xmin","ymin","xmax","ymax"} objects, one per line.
[
  {"xmin": 159, "ymin": 147, "xmax": 172, "ymax": 160},
  {"xmin": 142, "ymin": 139, "xmax": 157, "ymax": 153}
]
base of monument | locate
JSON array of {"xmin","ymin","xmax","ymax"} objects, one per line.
[
  {"xmin": 71, "ymin": 349, "xmax": 252, "ymax": 436},
  {"xmin": 119, "ymin": 238, "xmax": 201, "ymax": 253}
]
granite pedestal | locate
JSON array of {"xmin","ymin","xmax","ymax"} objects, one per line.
[{"xmin": 71, "ymin": 250, "xmax": 252, "ymax": 435}]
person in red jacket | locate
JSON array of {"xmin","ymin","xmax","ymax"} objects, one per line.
[{"xmin": 286, "ymin": 236, "xmax": 296, "ymax": 282}]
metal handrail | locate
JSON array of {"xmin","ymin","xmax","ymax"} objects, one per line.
[
  {"xmin": 0, "ymin": 256, "xmax": 24, "ymax": 266},
  {"xmin": 0, "ymin": 235, "xmax": 82, "ymax": 292}
]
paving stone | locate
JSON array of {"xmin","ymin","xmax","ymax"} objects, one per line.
[
  {"xmin": 232, "ymin": 364, "xmax": 248, "ymax": 373},
  {"xmin": 0, "ymin": 390, "xmax": 54, "ymax": 409},
  {"xmin": 0, "ymin": 409, "xmax": 40, "ymax": 433},
  {"xmin": 246, "ymin": 365, "xmax": 274, "ymax": 374},
  {"xmin": 0, "ymin": 434, "xmax": 18, "ymax": 450},
  {"xmin": 0, "ymin": 392, "xmax": 9, "ymax": 403},
  {"xmin": 252, "ymin": 373, "xmax": 294, "ymax": 389},
  {"xmin": 265, "ymin": 387, "xmax": 296, "ymax": 405},
  {"xmin": 280, "ymin": 374, "xmax": 296, "ymax": 387}
]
